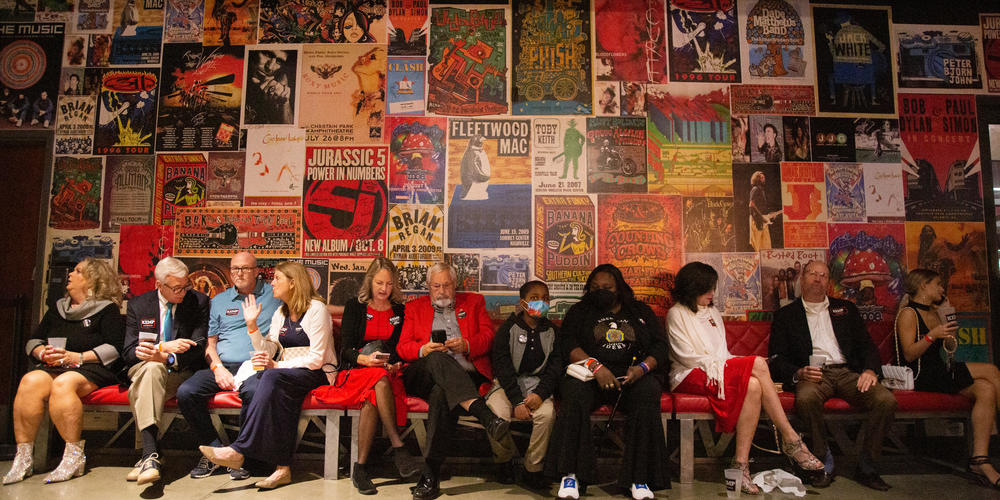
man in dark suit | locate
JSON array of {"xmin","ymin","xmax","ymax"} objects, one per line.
[
  {"xmin": 122, "ymin": 257, "xmax": 209, "ymax": 485},
  {"xmin": 769, "ymin": 260, "xmax": 896, "ymax": 491},
  {"xmin": 396, "ymin": 262, "xmax": 509, "ymax": 500}
]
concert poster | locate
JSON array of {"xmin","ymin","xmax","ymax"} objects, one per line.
[
  {"xmin": 684, "ymin": 252, "xmax": 723, "ymax": 313},
  {"xmin": 102, "ymin": 155, "xmax": 154, "ymax": 232},
  {"xmin": 243, "ymin": 126, "xmax": 305, "ymax": 206},
  {"xmin": 759, "ymin": 248, "xmax": 825, "ymax": 311},
  {"xmin": 781, "ymin": 161, "xmax": 827, "ymax": 248},
  {"xmin": 427, "ymin": 5, "xmax": 509, "ymax": 116},
  {"xmin": 782, "ymin": 116, "xmax": 810, "ymax": 161},
  {"xmin": 49, "ymin": 156, "xmax": 102, "ymax": 230},
  {"xmin": 0, "ymin": 23, "xmax": 63, "ymax": 131},
  {"xmin": 905, "ymin": 221, "xmax": 988, "ymax": 313},
  {"xmin": 828, "ymin": 223, "xmax": 905, "ymax": 321},
  {"xmin": 302, "ymin": 145, "xmax": 388, "ymax": 258},
  {"xmin": 35, "ymin": 0, "xmax": 72, "ymax": 23},
  {"xmin": 387, "ymin": 203, "xmax": 443, "ymax": 262},
  {"xmin": 853, "ymin": 118, "xmax": 900, "ymax": 163},
  {"xmin": 749, "ymin": 114, "xmax": 783, "ymax": 164},
  {"xmin": 388, "ymin": 0, "xmax": 427, "ymax": 56},
  {"xmin": 445, "ymin": 252, "xmax": 480, "ymax": 292},
  {"xmin": 862, "ymin": 162, "xmax": 905, "ymax": 223},
  {"xmin": 289, "ymin": 258, "xmax": 330, "ymax": 301},
  {"xmin": 739, "ymin": 0, "xmax": 814, "ymax": 84},
  {"xmin": 46, "ymin": 234, "xmax": 117, "ymax": 308},
  {"xmin": 163, "ymin": 0, "xmax": 203, "ymax": 42},
  {"xmin": 534, "ymin": 195, "xmax": 595, "ymax": 284},
  {"xmin": 894, "ymin": 24, "xmax": 984, "ymax": 92},
  {"xmin": 63, "ymin": 34, "xmax": 87, "ymax": 67},
  {"xmin": 0, "ymin": 0, "xmax": 37, "ymax": 21},
  {"xmin": 899, "ymin": 93, "xmax": 982, "ymax": 221},
  {"xmin": 480, "ymin": 252, "xmax": 530, "ymax": 292},
  {"xmin": 257, "ymin": 0, "xmax": 386, "ymax": 44},
  {"xmin": 86, "ymin": 34, "xmax": 110, "ymax": 66},
  {"xmin": 328, "ymin": 258, "xmax": 367, "ymax": 305},
  {"xmin": 825, "ymin": 163, "xmax": 865, "ymax": 222},
  {"xmin": 157, "ymin": 44, "xmax": 243, "ymax": 151},
  {"xmin": 730, "ymin": 84, "xmax": 815, "ymax": 116},
  {"xmin": 683, "ymin": 196, "xmax": 735, "ymax": 253},
  {"xmin": 74, "ymin": 0, "xmax": 113, "ymax": 33},
  {"xmin": 593, "ymin": 81, "xmax": 619, "ymax": 117},
  {"xmin": 732, "ymin": 162, "xmax": 782, "ymax": 251},
  {"xmin": 55, "ymin": 95, "xmax": 95, "ymax": 154},
  {"xmin": 109, "ymin": 0, "xmax": 163, "ymax": 65},
  {"xmin": 667, "ymin": 0, "xmax": 740, "ymax": 84},
  {"xmin": 203, "ymin": 0, "xmax": 258, "ymax": 46},
  {"xmin": 178, "ymin": 257, "xmax": 232, "ymax": 297},
  {"xmin": 809, "ymin": 117, "xmax": 855, "ymax": 162},
  {"xmin": 719, "ymin": 252, "xmax": 762, "ymax": 318},
  {"xmin": 396, "ymin": 260, "xmax": 430, "ymax": 292},
  {"xmin": 483, "ymin": 294, "xmax": 520, "ymax": 322},
  {"xmin": 645, "ymin": 84, "xmax": 730, "ymax": 196},
  {"xmin": 593, "ymin": 0, "xmax": 667, "ymax": 83},
  {"xmin": 597, "ymin": 193, "xmax": 680, "ymax": 316},
  {"xmin": 205, "ymin": 151, "xmax": 244, "ymax": 206},
  {"xmin": 732, "ymin": 115, "xmax": 750, "ymax": 163},
  {"xmin": 386, "ymin": 116, "xmax": 445, "ymax": 204},
  {"xmin": 387, "ymin": 56, "xmax": 425, "ymax": 115},
  {"xmin": 93, "ymin": 68, "xmax": 159, "ymax": 155},
  {"xmin": 173, "ymin": 206, "xmax": 301, "ymax": 257},
  {"xmin": 300, "ymin": 44, "xmax": 385, "ymax": 143},
  {"xmin": 586, "ymin": 116, "xmax": 646, "ymax": 194},
  {"xmin": 153, "ymin": 153, "xmax": 206, "ymax": 224},
  {"xmin": 446, "ymin": 118, "xmax": 531, "ymax": 249},
  {"xmin": 242, "ymin": 44, "xmax": 298, "ymax": 126},
  {"xmin": 118, "ymin": 224, "xmax": 173, "ymax": 300},
  {"xmin": 983, "ymin": 14, "xmax": 1000, "ymax": 93},
  {"xmin": 511, "ymin": 0, "xmax": 591, "ymax": 115},
  {"xmin": 812, "ymin": 4, "xmax": 896, "ymax": 117},
  {"xmin": 532, "ymin": 117, "xmax": 588, "ymax": 195}
]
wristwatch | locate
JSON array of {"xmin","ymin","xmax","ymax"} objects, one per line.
[{"xmin": 167, "ymin": 353, "xmax": 177, "ymax": 369}]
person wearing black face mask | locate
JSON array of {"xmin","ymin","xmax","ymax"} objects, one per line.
[{"xmin": 544, "ymin": 264, "xmax": 670, "ymax": 500}]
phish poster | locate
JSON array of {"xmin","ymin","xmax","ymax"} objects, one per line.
[
  {"xmin": 427, "ymin": 5, "xmax": 509, "ymax": 116},
  {"xmin": 586, "ymin": 116, "xmax": 647, "ymax": 193},
  {"xmin": 300, "ymin": 44, "xmax": 386, "ymax": 143},
  {"xmin": 739, "ymin": 0, "xmax": 814, "ymax": 84},
  {"xmin": 388, "ymin": 0, "xmax": 428, "ymax": 56},
  {"xmin": 894, "ymin": 24, "xmax": 984, "ymax": 92},
  {"xmin": 511, "ymin": 0, "xmax": 591, "ymax": 115},
  {"xmin": 593, "ymin": 0, "xmax": 668, "ymax": 83},
  {"xmin": 302, "ymin": 146, "xmax": 389, "ymax": 257},
  {"xmin": 93, "ymin": 68, "xmax": 159, "ymax": 155},
  {"xmin": 157, "ymin": 44, "xmax": 243, "ymax": 151},
  {"xmin": 387, "ymin": 116, "xmax": 446, "ymax": 204},
  {"xmin": 898, "ymin": 93, "xmax": 981, "ymax": 221},
  {"xmin": 534, "ymin": 195, "xmax": 595, "ymax": 283},
  {"xmin": 0, "ymin": 23, "xmax": 63, "ymax": 131},
  {"xmin": 668, "ymin": 0, "xmax": 740, "ymax": 83},
  {"xmin": 983, "ymin": 15, "xmax": 1000, "ymax": 93},
  {"xmin": 49, "ymin": 156, "xmax": 102, "ymax": 230}
]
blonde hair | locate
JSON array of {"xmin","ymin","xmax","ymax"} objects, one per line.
[
  {"xmin": 357, "ymin": 256, "xmax": 403, "ymax": 303},
  {"xmin": 80, "ymin": 258, "xmax": 123, "ymax": 306},
  {"xmin": 275, "ymin": 261, "xmax": 323, "ymax": 317},
  {"xmin": 903, "ymin": 268, "xmax": 939, "ymax": 297}
]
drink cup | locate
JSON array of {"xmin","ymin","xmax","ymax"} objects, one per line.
[
  {"xmin": 724, "ymin": 468, "xmax": 742, "ymax": 498},
  {"xmin": 938, "ymin": 304, "xmax": 957, "ymax": 324},
  {"xmin": 138, "ymin": 331, "xmax": 158, "ymax": 345},
  {"xmin": 808, "ymin": 355, "xmax": 825, "ymax": 368},
  {"xmin": 47, "ymin": 337, "xmax": 67, "ymax": 350},
  {"xmin": 252, "ymin": 351, "xmax": 267, "ymax": 371}
]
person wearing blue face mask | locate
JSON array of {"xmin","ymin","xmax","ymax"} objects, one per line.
[{"xmin": 486, "ymin": 280, "xmax": 561, "ymax": 490}]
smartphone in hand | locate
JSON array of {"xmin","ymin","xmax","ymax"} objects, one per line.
[
  {"xmin": 374, "ymin": 352, "xmax": 390, "ymax": 362},
  {"xmin": 431, "ymin": 329, "xmax": 447, "ymax": 344}
]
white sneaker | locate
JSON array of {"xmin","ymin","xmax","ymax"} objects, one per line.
[
  {"xmin": 631, "ymin": 483, "xmax": 654, "ymax": 499},
  {"xmin": 558, "ymin": 473, "xmax": 580, "ymax": 499}
]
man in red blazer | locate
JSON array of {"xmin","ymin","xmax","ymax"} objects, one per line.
[{"xmin": 397, "ymin": 262, "xmax": 509, "ymax": 500}]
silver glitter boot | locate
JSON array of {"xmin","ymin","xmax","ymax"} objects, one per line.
[
  {"xmin": 45, "ymin": 440, "xmax": 86, "ymax": 483},
  {"xmin": 2, "ymin": 443, "xmax": 33, "ymax": 485}
]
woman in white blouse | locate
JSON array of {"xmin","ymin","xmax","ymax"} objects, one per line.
[
  {"xmin": 666, "ymin": 262, "xmax": 822, "ymax": 494},
  {"xmin": 200, "ymin": 261, "xmax": 336, "ymax": 489}
]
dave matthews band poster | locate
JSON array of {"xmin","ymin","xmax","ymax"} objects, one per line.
[{"xmin": 739, "ymin": 0, "xmax": 814, "ymax": 84}]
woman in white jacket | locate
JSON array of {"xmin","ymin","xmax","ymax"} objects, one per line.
[
  {"xmin": 200, "ymin": 261, "xmax": 336, "ymax": 489},
  {"xmin": 666, "ymin": 262, "xmax": 821, "ymax": 494}
]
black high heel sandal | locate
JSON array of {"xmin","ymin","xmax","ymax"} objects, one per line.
[{"xmin": 968, "ymin": 456, "xmax": 1000, "ymax": 490}]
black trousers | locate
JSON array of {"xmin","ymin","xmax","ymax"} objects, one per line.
[
  {"xmin": 402, "ymin": 351, "xmax": 486, "ymax": 462},
  {"xmin": 176, "ymin": 363, "xmax": 259, "ymax": 446}
]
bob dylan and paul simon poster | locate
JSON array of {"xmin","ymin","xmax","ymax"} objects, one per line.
[
  {"xmin": 511, "ymin": 0, "xmax": 591, "ymax": 115},
  {"xmin": 388, "ymin": 0, "xmax": 428, "ymax": 56},
  {"xmin": 427, "ymin": 5, "xmax": 509, "ymax": 116}
]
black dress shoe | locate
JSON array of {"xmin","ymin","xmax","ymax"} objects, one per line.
[
  {"xmin": 393, "ymin": 447, "xmax": 423, "ymax": 479},
  {"xmin": 523, "ymin": 470, "xmax": 549, "ymax": 490},
  {"xmin": 854, "ymin": 468, "xmax": 890, "ymax": 491},
  {"xmin": 485, "ymin": 416, "xmax": 511, "ymax": 442},
  {"xmin": 411, "ymin": 473, "xmax": 441, "ymax": 500},
  {"xmin": 352, "ymin": 463, "xmax": 377, "ymax": 495},
  {"xmin": 811, "ymin": 471, "xmax": 834, "ymax": 488},
  {"xmin": 495, "ymin": 461, "xmax": 516, "ymax": 484}
]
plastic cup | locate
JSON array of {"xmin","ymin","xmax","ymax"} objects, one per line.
[
  {"xmin": 47, "ymin": 337, "xmax": 67, "ymax": 350},
  {"xmin": 938, "ymin": 305, "xmax": 957, "ymax": 324},
  {"xmin": 808, "ymin": 355, "xmax": 825, "ymax": 368},
  {"xmin": 138, "ymin": 331, "xmax": 158, "ymax": 345},
  {"xmin": 252, "ymin": 351, "xmax": 267, "ymax": 371},
  {"xmin": 724, "ymin": 468, "xmax": 742, "ymax": 498}
]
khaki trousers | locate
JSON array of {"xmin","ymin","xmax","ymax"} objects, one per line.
[
  {"xmin": 127, "ymin": 361, "xmax": 191, "ymax": 431},
  {"xmin": 486, "ymin": 385, "xmax": 556, "ymax": 473}
]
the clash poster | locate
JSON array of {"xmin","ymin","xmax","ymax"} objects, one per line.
[
  {"xmin": 118, "ymin": 224, "xmax": 173, "ymax": 300},
  {"xmin": 982, "ymin": 15, "xmax": 1000, "ymax": 93},
  {"xmin": 898, "ymin": 93, "xmax": 981, "ymax": 221},
  {"xmin": 597, "ymin": 193, "xmax": 680, "ymax": 316},
  {"xmin": 732, "ymin": 162, "xmax": 783, "ymax": 251},
  {"xmin": 683, "ymin": 196, "xmax": 735, "ymax": 253},
  {"xmin": 812, "ymin": 4, "xmax": 896, "ymax": 117},
  {"xmin": 49, "ymin": 156, "xmax": 102, "ymax": 230},
  {"xmin": 0, "ymin": 23, "xmax": 63, "ymax": 131},
  {"xmin": 446, "ymin": 118, "xmax": 531, "ymax": 248},
  {"xmin": 302, "ymin": 145, "xmax": 388, "ymax": 258},
  {"xmin": 300, "ymin": 44, "xmax": 385, "ymax": 143},
  {"xmin": 387, "ymin": 203, "xmax": 443, "ymax": 262},
  {"xmin": 93, "ymin": 68, "xmax": 159, "ymax": 155},
  {"xmin": 534, "ymin": 195, "xmax": 595, "ymax": 284},
  {"xmin": 861, "ymin": 162, "xmax": 905, "ymax": 223},
  {"xmin": 55, "ymin": 95, "xmax": 95, "ymax": 154},
  {"xmin": 511, "ymin": 0, "xmax": 591, "ymax": 115},
  {"xmin": 481, "ymin": 253, "xmax": 530, "ymax": 292},
  {"xmin": 386, "ymin": 116, "xmax": 445, "ymax": 204},
  {"xmin": 74, "ymin": 0, "xmax": 113, "ymax": 34},
  {"xmin": 667, "ymin": 0, "xmax": 740, "ymax": 84},
  {"xmin": 243, "ymin": 44, "xmax": 298, "ymax": 126},
  {"xmin": 809, "ymin": 117, "xmax": 855, "ymax": 162},
  {"xmin": 759, "ymin": 248, "xmax": 824, "ymax": 311},
  {"xmin": 387, "ymin": 56, "xmax": 425, "ymax": 115},
  {"xmin": 586, "ymin": 116, "xmax": 646, "ymax": 193},
  {"xmin": 894, "ymin": 24, "xmax": 984, "ymax": 92},
  {"xmin": 593, "ymin": 0, "xmax": 667, "ymax": 83},
  {"xmin": 157, "ymin": 44, "xmax": 244, "ymax": 151},
  {"xmin": 178, "ymin": 257, "xmax": 232, "ymax": 297},
  {"xmin": 327, "ymin": 258, "xmax": 367, "ymax": 304},
  {"xmin": 101, "ymin": 155, "xmax": 154, "ymax": 232},
  {"xmin": 730, "ymin": 84, "xmax": 814, "ymax": 116},
  {"xmin": 388, "ymin": 0, "xmax": 427, "ymax": 56},
  {"xmin": 853, "ymin": 117, "xmax": 900, "ymax": 163},
  {"xmin": 205, "ymin": 151, "xmax": 245, "ymax": 205},
  {"xmin": 427, "ymin": 5, "xmax": 509, "ymax": 116},
  {"xmin": 203, "ymin": 0, "xmax": 258, "ymax": 46},
  {"xmin": 906, "ymin": 221, "xmax": 988, "ymax": 313},
  {"xmin": 645, "ymin": 85, "xmax": 731, "ymax": 196},
  {"xmin": 825, "ymin": 162, "xmax": 864, "ymax": 222},
  {"xmin": 243, "ymin": 126, "xmax": 305, "ymax": 206},
  {"xmin": 153, "ymin": 153, "xmax": 206, "ymax": 224},
  {"xmin": 445, "ymin": 252, "xmax": 479, "ymax": 291},
  {"xmin": 164, "ymin": 0, "xmax": 204, "ymax": 42},
  {"xmin": 739, "ymin": 0, "xmax": 814, "ymax": 84},
  {"xmin": 110, "ymin": 0, "xmax": 163, "ymax": 65},
  {"xmin": 719, "ymin": 252, "xmax": 761, "ymax": 318},
  {"xmin": 781, "ymin": 161, "xmax": 827, "ymax": 248},
  {"xmin": 174, "ymin": 206, "xmax": 301, "ymax": 257},
  {"xmin": 532, "ymin": 117, "xmax": 588, "ymax": 194},
  {"xmin": 258, "ymin": 0, "xmax": 386, "ymax": 44}
]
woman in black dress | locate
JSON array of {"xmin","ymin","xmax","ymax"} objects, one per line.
[
  {"xmin": 896, "ymin": 268, "xmax": 1000, "ymax": 490},
  {"xmin": 4, "ymin": 258, "xmax": 124, "ymax": 485}
]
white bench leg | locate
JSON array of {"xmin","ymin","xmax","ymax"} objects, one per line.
[
  {"xmin": 323, "ymin": 412, "xmax": 340, "ymax": 480},
  {"xmin": 680, "ymin": 418, "xmax": 694, "ymax": 484}
]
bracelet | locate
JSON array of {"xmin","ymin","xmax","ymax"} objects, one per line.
[
  {"xmin": 584, "ymin": 357, "xmax": 599, "ymax": 370},
  {"xmin": 639, "ymin": 362, "xmax": 650, "ymax": 374},
  {"xmin": 157, "ymin": 343, "xmax": 164, "ymax": 353},
  {"xmin": 247, "ymin": 328, "xmax": 260, "ymax": 335},
  {"xmin": 592, "ymin": 363, "xmax": 604, "ymax": 374},
  {"xmin": 211, "ymin": 362, "xmax": 223, "ymax": 371},
  {"xmin": 924, "ymin": 335, "xmax": 934, "ymax": 343}
]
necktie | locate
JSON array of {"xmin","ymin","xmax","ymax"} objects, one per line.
[{"xmin": 162, "ymin": 304, "xmax": 174, "ymax": 342}]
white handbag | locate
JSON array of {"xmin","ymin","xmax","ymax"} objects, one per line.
[
  {"xmin": 881, "ymin": 309, "xmax": 916, "ymax": 391},
  {"xmin": 566, "ymin": 359, "xmax": 595, "ymax": 382}
]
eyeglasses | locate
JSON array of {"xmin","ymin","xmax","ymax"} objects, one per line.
[
  {"xmin": 164, "ymin": 282, "xmax": 193, "ymax": 294},
  {"xmin": 230, "ymin": 266, "xmax": 256, "ymax": 274}
]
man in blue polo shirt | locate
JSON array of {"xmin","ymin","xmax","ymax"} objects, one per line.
[{"xmin": 176, "ymin": 251, "xmax": 281, "ymax": 479}]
